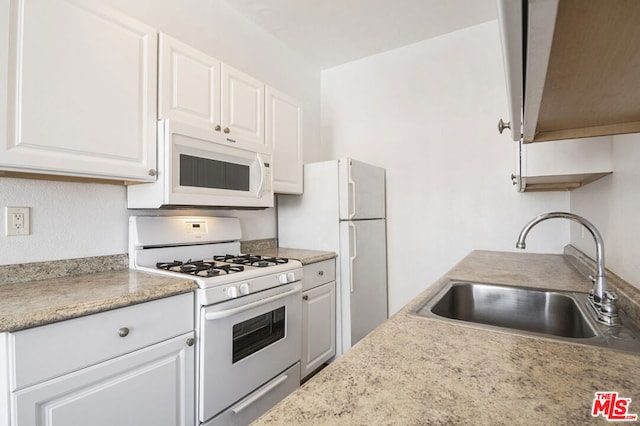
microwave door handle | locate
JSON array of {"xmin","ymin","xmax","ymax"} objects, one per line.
[
  {"xmin": 256, "ymin": 154, "xmax": 265, "ymax": 198},
  {"xmin": 204, "ymin": 283, "xmax": 302, "ymax": 321}
]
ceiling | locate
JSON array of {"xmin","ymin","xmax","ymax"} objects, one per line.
[{"xmin": 223, "ymin": 0, "xmax": 498, "ymax": 69}]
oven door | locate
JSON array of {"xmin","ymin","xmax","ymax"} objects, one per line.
[
  {"xmin": 198, "ymin": 282, "xmax": 302, "ymax": 422},
  {"xmin": 162, "ymin": 120, "xmax": 273, "ymax": 208}
]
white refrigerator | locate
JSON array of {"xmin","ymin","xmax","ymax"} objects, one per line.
[{"xmin": 277, "ymin": 158, "xmax": 388, "ymax": 356}]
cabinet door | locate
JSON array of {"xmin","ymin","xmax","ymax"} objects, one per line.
[
  {"xmin": 12, "ymin": 333, "xmax": 195, "ymax": 426},
  {"xmin": 221, "ymin": 64, "xmax": 266, "ymax": 152},
  {"xmin": 266, "ymin": 87, "xmax": 303, "ymax": 194},
  {"xmin": 301, "ymin": 281, "xmax": 336, "ymax": 379},
  {"xmin": 158, "ymin": 33, "xmax": 221, "ymax": 129},
  {"xmin": 2, "ymin": 0, "xmax": 157, "ymax": 182}
]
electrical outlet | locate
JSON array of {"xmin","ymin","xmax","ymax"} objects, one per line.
[{"xmin": 6, "ymin": 207, "xmax": 30, "ymax": 236}]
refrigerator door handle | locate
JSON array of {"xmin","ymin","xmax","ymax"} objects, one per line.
[
  {"xmin": 348, "ymin": 163, "xmax": 356, "ymax": 219},
  {"xmin": 349, "ymin": 222, "xmax": 358, "ymax": 292}
]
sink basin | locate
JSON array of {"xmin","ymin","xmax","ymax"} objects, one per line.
[
  {"xmin": 428, "ymin": 281, "xmax": 596, "ymax": 338},
  {"xmin": 411, "ymin": 280, "xmax": 640, "ymax": 353}
]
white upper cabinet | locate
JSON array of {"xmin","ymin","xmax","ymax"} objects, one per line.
[
  {"xmin": 159, "ymin": 33, "xmax": 268, "ymax": 154},
  {"xmin": 222, "ymin": 65, "xmax": 266, "ymax": 151},
  {"xmin": 498, "ymin": 0, "xmax": 640, "ymax": 143},
  {"xmin": 158, "ymin": 33, "xmax": 221, "ymax": 129},
  {"xmin": 498, "ymin": 0, "xmax": 621, "ymax": 192},
  {"xmin": 266, "ymin": 86, "xmax": 303, "ymax": 194},
  {"xmin": 1, "ymin": 0, "xmax": 158, "ymax": 182}
]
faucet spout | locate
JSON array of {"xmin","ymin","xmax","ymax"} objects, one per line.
[{"xmin": 515, "ymin": 212, "xmax": 619, "ymax": 326}]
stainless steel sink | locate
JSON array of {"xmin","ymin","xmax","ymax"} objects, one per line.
[
  {"xmin": 411, "ymin": 280, "xmax": 640, "ymax": 353},
  {"xmin": 429, "ymin": 281, "xmax": 596, "ymax": 338}
]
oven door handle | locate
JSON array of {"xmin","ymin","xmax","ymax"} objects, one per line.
[{"xmin": 204, "ymin": 282, "xmax": 302, "ymax": 321}]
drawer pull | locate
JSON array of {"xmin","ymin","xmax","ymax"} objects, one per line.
[
  {"xmin": 186, "ymin": 338, "xmax": 195, "ymax": 347},
  {"xmin": 231, "ymin": 374, "xmax": 289, "ymax": 414},
  {"xmin": 318, "ymin": 270, "xmax": 324, "ymax": 276},
  {"xmin": 118, "ymin": 327, "xmax": 130, "ymax": 337},
  {"xmin": 302, "ymin": 295, "xmax": 309, "ymax": 301}
]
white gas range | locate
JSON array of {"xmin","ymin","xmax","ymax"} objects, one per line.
[{"xmin": 129, "ymin": 216, "xmax": 303, "ymax": 426}]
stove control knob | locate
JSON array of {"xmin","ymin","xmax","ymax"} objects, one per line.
[
  {"xmin": 278, "ymin": 274, "xmax": 288, "ymax": 284},
  {"xmin": 226, "ymin": 286, "xmax": 238, "ymax": 298},
  {"xmin": 239, "ymin": 283, "xmax": 250, "ymax": 295},
  {"xmin": 287, "ymin": 272, "xmax": 296, "ymax": 282}
]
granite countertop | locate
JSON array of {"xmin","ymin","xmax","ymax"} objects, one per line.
[
  {"xmin": 254, "ymin": 250, "xmax": 640, "ymax": 425},
  {"xmin": 0, "ymin": 270, "xmax": 197, "ymax": 332},
  {"xmin": 250, "ymin": 247, "xmax": 336, "ymax": 265}
]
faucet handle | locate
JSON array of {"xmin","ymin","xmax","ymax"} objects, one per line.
[
  {"xmin": 604, "ymin": 290, "xmax": 618, "ymax": 302},
  {"xmin": 588, "ymin": 275, "xmax": 596, "ymax": 284},
  {"xmin": 601, "ymin": 290, "xmax": 620, "ymax": 318}
]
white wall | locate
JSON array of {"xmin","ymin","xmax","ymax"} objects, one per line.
[
  {"xmin": 321, "ymin": 21, "xmax": 570, "ymax": 313},
  {"xmin": 0, "ymin": 178, "xmax": 129, "ymax": 265},
  {"xmin": 0, "ymin": 0, "xmax": 320, "ymax": 265},
  {"xmin": 570, "ymin": 133, "xmax": 640, "ymax": 290}
]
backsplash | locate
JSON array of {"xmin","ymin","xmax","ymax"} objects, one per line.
[
  {"xmin": 0, "ymin": 240, "xmax": 279, "ymax": 285},
  {"xmin": 241, "ymin": 238, "xmax": 278, "ymax": 253},
  {"xmin": 0, "ymin": 254, "xmax": 128, "ymax": 285},
  {"xmin": 564, "ymin": 244, "xmax": 640, "ymax": 332}
]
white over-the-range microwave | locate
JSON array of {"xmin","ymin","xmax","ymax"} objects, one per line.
[{"xmin": 127, "ymin": 120, "xmax": 273, "ymax": 208}]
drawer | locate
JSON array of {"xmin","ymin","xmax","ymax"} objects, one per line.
[
  {"xmin": 10, "ymin": 292, "xmax": 194, "ymax": 390},
  {"xmin": 204, "ymin": 362, "xmax": 300, "ymax": 426},
  {"xmin": 302, "ymin": 259, "xmax": 335, "ymax": 292}
]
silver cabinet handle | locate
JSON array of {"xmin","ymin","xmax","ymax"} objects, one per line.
[
  {"xmin": 118, "ymin": 327, "xmax": 130, "ymax": 337},
  {"xmin": 214, "ymin": 125, "xmax": 221, "ymax": 131},
  {"xmin": 223, "ymin": 127, "xmax": 230, "ymax": 134},
  {"xmin": 302, "ymin": 295, "xmax": 309, "ymax": 301},
  {"xmin": 148, "ymin": 169, "xmax": 156, "ymax": 177},
  {"xmin": 186, "ymin": 337, "xmax": 194, "ymax": 347},
  {"xmin": 498, "ymin": 118, "xmax": 511, "ymax": 134},
  {"xmin": 318, "ymin": 270, "xmax": 324, "ymax": 276}
]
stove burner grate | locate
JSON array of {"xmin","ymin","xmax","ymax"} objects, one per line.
[
  {"xmin": 213, "ymin": 254, "xmax": 289, "ymax": 267},
  {"xmin": 156, "ymin": 259, "xmax": 245, "ymax": 276}
]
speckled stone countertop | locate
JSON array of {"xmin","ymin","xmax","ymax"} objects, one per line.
[
  {"xmin": 0, "ymin": 270, "xmax": 197, "ymax": 332},
  {"xmin": 254, "ymin": 250, "xmax": 640, "ymax": 425},
  {"xmin": 250, "ymin": 247, "xmax": 336, "ymax": 265}
]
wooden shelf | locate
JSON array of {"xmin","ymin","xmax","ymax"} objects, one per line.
[
  {"xmin": 524, "ymin": 0, "xmax": 640, "ymax": 143},
  {"xmin": 522, "ymin": 172, "xmax": 612, "ymax": 192}
]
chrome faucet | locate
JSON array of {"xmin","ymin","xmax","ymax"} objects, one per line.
[{"xmin": 516, "ymin": 212, "xmax": 620, "ymax": 326}]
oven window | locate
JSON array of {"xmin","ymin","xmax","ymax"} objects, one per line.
[
  {"xmin": 180, "ymin": 154, "xmax": 250, "ymax": 191},
  {"xmin": 232, "ymin": 306, "xmax": 285, "ymax": 363}
]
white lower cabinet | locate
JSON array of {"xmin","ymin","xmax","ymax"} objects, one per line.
[
  {"xmin": 301, "ymin": 259, "xmax": 336, "ymax": 380},
  {"xmin": 12, "ymin": 333, "xmax": 194, "ymax": 426},
  {"xmin": 7, "ymin": 293, "xmax": 195, "ymax": 426}
]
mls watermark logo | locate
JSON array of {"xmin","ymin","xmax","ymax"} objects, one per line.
[{"xmin": 592, "ymin": 392, "xmax": 638, "ymax": 422}]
